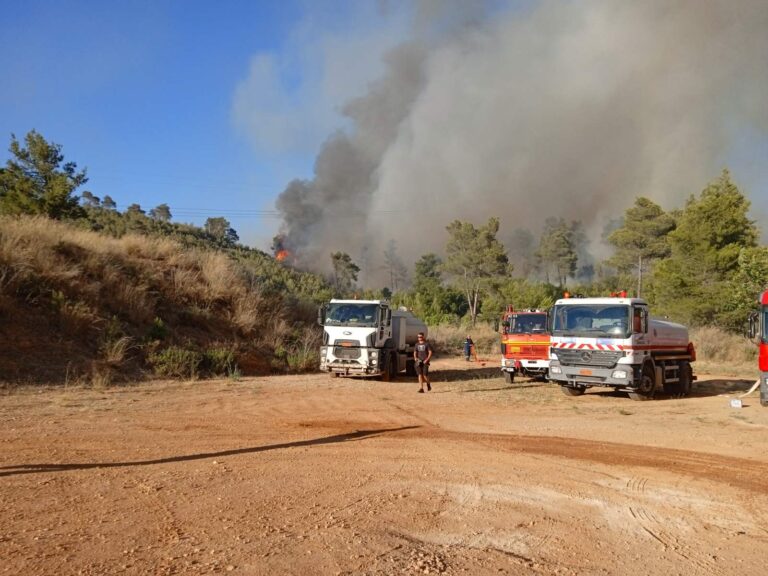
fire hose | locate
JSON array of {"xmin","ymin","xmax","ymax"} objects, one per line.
[{"xmin": 740, "ymin": 379, "xmax": 761, "ymax": 398}]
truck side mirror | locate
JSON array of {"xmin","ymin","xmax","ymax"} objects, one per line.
[
  {"xmin": 380, "ymin": 306, "xmax": 391, "ymax": 326},
  {"xmin": 747, "ymin": 312, "xmax": 758, "ymax": 340},
  {"xmin": 317, "ymin": 305, "xmax": 326, "ymax": 326}
]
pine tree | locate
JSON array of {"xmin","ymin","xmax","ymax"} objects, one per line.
[
  {"xmin": 0, "ymin": 130, "xmax": 87, "ymax": 219},
  {"xmin": 652, "ymin": 169, "xmax": 758, "ymax": 325},
  {"xmin": 443, "ymin": 217, "xmax": 510, "ymax": 325}
]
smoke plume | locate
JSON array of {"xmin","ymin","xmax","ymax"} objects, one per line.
[{"xmin": 273, "ymin": 0, "xmax": 768, "ymax": 284}]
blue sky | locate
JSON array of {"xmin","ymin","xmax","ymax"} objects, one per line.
[{"xmin": 0, "ymin": 0, "xmax": 408, "ymax": 247}]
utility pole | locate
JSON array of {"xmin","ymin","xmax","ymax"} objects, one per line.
[{"xmin": 637, "ymin": 254, "xmax": 643, "ymax": 298}]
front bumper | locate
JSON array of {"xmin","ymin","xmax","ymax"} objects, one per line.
[
  {"xmin": 549, "ymin": 361, "xmax": 640, "ymax": 388},
  {"xmin": 322, "ymin": 361, "xmax": 379, "ymax": 376},
  {"xmin": 320, "ymin": 347, "xmax": 383, "ymax": 376}
]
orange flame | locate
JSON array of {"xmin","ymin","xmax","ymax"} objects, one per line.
[{"xmin": 276, "ymin": 250, "xmax": 290, "ymax": 262}]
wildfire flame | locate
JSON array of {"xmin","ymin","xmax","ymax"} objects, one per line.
[{"xmin": 275, "ymin": 250, "xmax": 290, "ymax": 262}]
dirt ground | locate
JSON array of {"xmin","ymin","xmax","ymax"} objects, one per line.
[{"xmin": 2, "ymin": 357, "xmax": 768, "ymax": 576}]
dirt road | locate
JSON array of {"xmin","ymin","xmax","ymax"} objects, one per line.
[{"xmin": 2, "ymin": 358, "xmax": 767, "ymax": 575}]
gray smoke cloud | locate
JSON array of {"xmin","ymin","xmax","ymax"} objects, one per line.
[{"xmin": 274, "ymin": 0, "xmax": 768, "ymax": 284}]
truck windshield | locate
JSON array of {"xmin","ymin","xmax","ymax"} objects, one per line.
[
  {"xmin": 324, "ymin": 303, "xmax": 379, "ymax": 327},
  {"xmin": 506, "ymin": 313, "xmax": 548, "ymax": 334},
  {"xmin": 551, "ymin": 304, "xmax": 631, "ymax": 338}
]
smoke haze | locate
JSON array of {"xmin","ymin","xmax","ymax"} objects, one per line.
[{"xmin": 268, "ymin": 0, "xmax": 768, "ymax": 283}]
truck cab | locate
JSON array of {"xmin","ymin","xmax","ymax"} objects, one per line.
[{"xmin": 499, "ymin": 307, "xmax": 550, "ymax": 383}]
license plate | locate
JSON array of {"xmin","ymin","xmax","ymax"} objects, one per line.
[{"xmin": 579, "ymin": 369, "xmax": 593, "ymax": 376}]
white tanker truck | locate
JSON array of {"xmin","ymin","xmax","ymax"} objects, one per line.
[
  {"xmin": 548, "ymin": 295, "xmax": 696, "ymax": 400},
  {"xmin": 318, "ymin": 299, "xmax": 427, "ymax": 380}
]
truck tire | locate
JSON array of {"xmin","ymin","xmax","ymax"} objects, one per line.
[
  {"xmin": 405, "ymin": 359, "xmax": 416, "ymax": 376},
  {"xmin": 629, "ymin": 364, "xmax": 655, "ymax": 401},
  {"xmin": 381, "ymin": 355, "xmax": 396, "ymax": 382},
  {"xmin": 561, "ymin": 385, "xmax": 585, "ymax": 396},
  {"xmin": 504, "ymin": 371, "xmax": 514, "ymax": 384},
  {"xmin": 678, "ymin": 361, "xmax": 693, "ymax": 397},
  {"xmin": 329, "ymin": 372, "xmax": 339, "ymax": 379}
]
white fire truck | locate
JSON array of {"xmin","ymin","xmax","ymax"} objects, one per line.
[{"xmin": 548, "ymin": 295, "xmax": 696, "ymax": 400}]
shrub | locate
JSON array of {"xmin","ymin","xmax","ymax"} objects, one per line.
[
  {"xmin": 147, "ymin": 317, "xmax": 168, "ymax": 342},
  {"xmin": 148, "ymin": 346, "xmax": 203, "ymax": 379},
  {"xmin": 202, "ymin": 346, "xmax": 236, "ymax": 376}
]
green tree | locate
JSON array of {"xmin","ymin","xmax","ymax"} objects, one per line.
[
  {"xmin": 330, "ymin": 251, "xmax": 360, "ymax": 296},
  {"xmin": 392, "ymin": 253, "xmax": 466, "ymax": 325},
  {"xmin": 102, "ymin": 195, "xmax": 117, "ymax": 210},
  {"xmin": 413, "ymin": 253, "xmax": 442, "ymax": 294},
  {"xmin": 607, "ymin": 197, "xmax": 676, "ymax": 295},
  {"xmin": 653, "ymin": 170, "xmax": 758, "ymax": 326},
  {"xmin": 536, "ymin": 218, "xmax": 577, "ymax": 287},
  {"xmin": 205, "ymin": 216, "xmax": 239, "ymax": 246},
  {"xmin": 149, "ymin": 203, "xmax": 172, "ymax": 222},
  {"xmin": 443, "ymin": 217, "xmax": 510, "ymax": 326},
  {"xmin": 0, "ymin": 130, "xmax": 87, "ymax": 219},
  {"xmin": 80, "ymin": 191, "xmax": 100, "ymax": 208},
  {"xmin": 720, "ymin": 246, "xmax": 768, "ymax": 331},
  {"xmin": 481, "ymin": 279, "xmax": 561, "ymax": 320}
]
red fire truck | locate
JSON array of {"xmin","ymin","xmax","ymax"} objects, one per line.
[
  {"xmin": 498, "ymin": 306, "xmax": 550, "ymax": 383},
  {"xmin": 748, "ymin": 289, "xmax": 768, "ymax": 407}
]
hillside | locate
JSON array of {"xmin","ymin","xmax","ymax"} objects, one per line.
[{"xmin": 0, "ymin": 216, "xmax": 329, "ymax": 384}]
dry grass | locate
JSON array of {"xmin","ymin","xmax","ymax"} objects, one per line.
[
  {"xmin": 428, "ymin": 323, "xmax": 498, "ymax": 357},
  {"xmin": 0, "ymin": 215, "xmax": 306, "ymax": 384},
  {"xmin": 690, "ymin": 326, "xmax": 756, "ymax": 363}
]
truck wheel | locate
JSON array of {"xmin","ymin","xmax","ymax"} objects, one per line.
[
  {"xmin": 381, "ymin": 356, "xmax": 396, "ymax": 382},
  {"xmin": 388, "ymin": 357, "xmax": 398, "ymax": 381},
  {"xmin": 504, "ymin": 371, "xmax": 514, "ymax": 384},
  {"xmin": 405, "ymin": 359, "xmax": 416, "ymax": 376},
  {"xmin": 629, "ymin": 365, "xmax": 655, "ymax": 401},
  {"xmin": 665, "ymin": 362, "xmax": 692, "ymax": 398},
  {"xmin": 561, "ymin": 385, "xmax": 585, "ymax": 396},
  {"xmin": 329, "ymin": 372, "xmax": 339, "ymax": 379}
]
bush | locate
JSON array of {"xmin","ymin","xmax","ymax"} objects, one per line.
[
  {"xmin": 202, "ymin": 347, "xmax": 236, "ymax": 376},
  {"xmin": 148, "ymin": 346, "xmax": 203, "ymax": 379}
]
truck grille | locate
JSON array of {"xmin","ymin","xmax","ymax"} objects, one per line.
[
  {"xmin": 554, "ymin": 348, "xmax": 623, "ymax": 368},
  {"xmin": 333, "ymin": 340, "xmax": 361, "ymax": 360}
]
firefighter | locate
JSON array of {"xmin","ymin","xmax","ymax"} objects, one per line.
[{"xmin": 463, "ymin": 335, "xmax": 474, "ymax": 361}]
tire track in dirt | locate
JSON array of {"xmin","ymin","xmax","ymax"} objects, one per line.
[
  {"xmin": 384, "ymin": 428, "xmax": 768, "ymax": 495},
  {"xmin": 624, "ymin": 475, "xmax": 726, "ymax": 576},
  {"xmin": 377, "ymin": 396, "xmax": 566, "ymax": 573}
]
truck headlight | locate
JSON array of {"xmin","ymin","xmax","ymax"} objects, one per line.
[
  {"xmin": 612, "ymin": 369, "xmax": 628, "ymax": 379},
  {"xmin": 370, "ymin": 350, "xmax": 378, "ymax": 359},
  {"xmin": 320, "ymin": 346, "xmax": 327, "ymax": 355},
  {"xmin": 550, "ymin": 366, "xmax": 562, "ymax": 374}
]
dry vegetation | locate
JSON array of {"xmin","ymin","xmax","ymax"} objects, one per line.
[
  {"xmin": 428, "ymin": 323, "xmax": 756, "ymax": 376},
  {"xmin": 0, "ymin": 216, "xmax": 756, "ymax": 386},
  {"xmin": 0, "ymin": 216, "xmax": 319, "ymax": 385}
]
